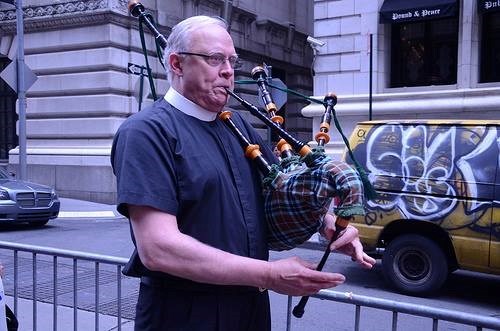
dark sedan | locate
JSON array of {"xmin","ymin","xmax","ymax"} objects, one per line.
[{"xmin": 0, "ymin": 168, "xmax": 60, "ymax": 226}]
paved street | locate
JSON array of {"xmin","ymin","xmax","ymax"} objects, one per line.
[{"xmin": 0, "ymin": 198, "xmax": 499, "ymax": 330}]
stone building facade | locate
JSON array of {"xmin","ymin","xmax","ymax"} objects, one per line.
[
  {"xmin": 0, "ymin": 0, "xmax": 315, "ymax": 203},
  {"xmin": 304, "ymin": 0, "xmax": 500, "ymax": 159}
]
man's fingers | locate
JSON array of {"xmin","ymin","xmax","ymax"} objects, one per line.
[
  {"xmin": 269, "ymin": 257, "xmax": 349, "ymax": 295},
  {"xmin": 349, "ymin": 242, "xmax": 376, "ymax": 269},
  {"xmin": 304, "ymin": 268, "xmax": 346, "ymax": 284},
  {"xmin": 292, "ymin": 260, "xmax": 346, "ymax": 283},
  {"xmin": 351, "ymin": 252, "xmax": 376, "ymax": 269},
  {"xmin": 329, "ymin": 225, "xmax": 358, "ymax": 250},
  {"xmin": 360, "ymin": 253, "xmax": 377, "ymax": 268}
]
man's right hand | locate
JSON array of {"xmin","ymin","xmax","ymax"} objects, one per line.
[{"xmin": 265, "ymin": 257, "xmax": 345, "ymax": 296}]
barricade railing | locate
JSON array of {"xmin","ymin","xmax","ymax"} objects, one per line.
[
  {"xmin": 0, "ymin": 240, "xmax": 130, "ymax": 331},
  {"xmin": 1, "ymin": 240, "xmax": 499, "ymax": 331},
  {"xmin": 285, "ymin": 288, "xmax": 500, "ymax": 331}
]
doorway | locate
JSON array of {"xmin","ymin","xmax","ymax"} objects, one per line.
[{"xmin": 0, "ymin": 56, "xmax": 18, "ymax": 162}]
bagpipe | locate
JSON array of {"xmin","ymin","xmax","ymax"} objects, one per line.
[
  {"xmin": 221, "ymin": 77, "xmax": 368, "ymax": 251},
  {"xmin": 127, "ymin": 0, "xmax": 375, "ymax": 317}
]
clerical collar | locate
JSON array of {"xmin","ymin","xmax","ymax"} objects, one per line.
[{"xmin": 164, "ymin": 88, "xmax": 217, "ymax": 122}]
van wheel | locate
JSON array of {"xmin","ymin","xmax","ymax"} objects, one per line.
[{"xmin": 382, "ymin": 234, "xmax": 448, "ymax": 296}]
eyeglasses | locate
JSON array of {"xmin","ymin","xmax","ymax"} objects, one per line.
[{"xmin": 178, "ymin": 52, "xmax": 242, "ymax": 69}]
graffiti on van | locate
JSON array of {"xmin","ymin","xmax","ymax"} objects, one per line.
[{"xmin": 354, "ymin": 123, "xmax": 499, "ymax": 236}]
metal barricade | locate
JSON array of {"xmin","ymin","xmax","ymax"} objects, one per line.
[
  {"xmin": 0, "ymin": 240, "xmax": 131, "ymax": 331},
  {"xmin": 1, "ymin": 240, "xmax": 499, "ymax": 331},
  {"xmin": 286, "ymin": 291, "xmax": 500, "ymax": 331}
]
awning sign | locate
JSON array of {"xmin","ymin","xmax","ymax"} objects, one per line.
[
  {"xmin": 380, "ymin": 0, "xmax": 458, "ymax": 24},
  {"xmin": 478, "ymin": 0, "xmax": 500, "ymax": 13},
  {"xmin": 391, "ymin": 9, "xmax": 443, "ymax": 21}
]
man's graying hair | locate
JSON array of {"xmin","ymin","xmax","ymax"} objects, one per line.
[{"xmin": 164, "ymin": 15, "xmax": 228, "ymax": 83}]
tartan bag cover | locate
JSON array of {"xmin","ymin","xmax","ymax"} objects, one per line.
[{"xmin": 264, "ymin": 151, "xmax": 366, "ymax": 251}]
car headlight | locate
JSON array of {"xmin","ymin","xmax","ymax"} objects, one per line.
[
  {"xmin": 51, "ymin": 189, "xmax": 58, "ymax": 199},
  {"xmin": 0, "ymin": 189, "xmax": 10, "ymax": 200}
]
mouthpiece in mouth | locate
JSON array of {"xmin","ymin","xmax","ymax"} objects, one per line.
[{"xmin": 225, "ymin": 88, "xmax": 239, "ymax": 98}]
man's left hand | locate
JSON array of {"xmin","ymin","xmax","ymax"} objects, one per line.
[{"xmin": 321, "ymin": 214, "xmax": 376, "ymax": 269}]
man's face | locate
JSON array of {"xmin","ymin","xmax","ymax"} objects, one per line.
[{"xmin": 172, "ymin": 25, "xmax": 236, "ymax": 113}]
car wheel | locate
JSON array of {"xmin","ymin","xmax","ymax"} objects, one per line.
[
  {"xmin": 28, "ymin": 219, "xmax": 49, "ymax": 227},
  {"xmin": 382, "ymin": 234, "xmax": 448, "ymax": 296}
]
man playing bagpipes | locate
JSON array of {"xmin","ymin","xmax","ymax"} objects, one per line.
[{"xmin": 111, "ymin": 13, "xmax": 375, "ymax": 331}]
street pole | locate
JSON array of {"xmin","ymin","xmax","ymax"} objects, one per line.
[
  {"xmin": 369, "ymin": 33, "xmax": 373, "ymax": 121},
  {"xmin": 16, "ymin": 0, "xmax": 26, "ymax": 180}
]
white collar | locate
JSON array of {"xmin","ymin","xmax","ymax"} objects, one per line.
[{"xmin": 164, "ymin": 87, "xmax": 217, "ymax": 122}]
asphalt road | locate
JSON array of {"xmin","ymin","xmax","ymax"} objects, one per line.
[{"xmin": 0, "ymin": 215, "xmax": 499, "ymax": 330}]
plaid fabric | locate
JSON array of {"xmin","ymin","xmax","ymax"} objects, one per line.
[{"xmin": 264, "ymin": 152, "xmax": 365, "ymax": 251}]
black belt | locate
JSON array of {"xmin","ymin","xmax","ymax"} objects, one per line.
[{"xmin": 140, "ymin": 276, "xmax": 266, "ymax": 294}]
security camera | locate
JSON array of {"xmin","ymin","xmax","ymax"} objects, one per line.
[{"xmin": 307, "ymin": 36, "xmax": 326, "ymax": 48}]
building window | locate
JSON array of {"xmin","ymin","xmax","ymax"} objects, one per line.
[
  {"xmin": 390, "ymin": 17, "xmax": 458, "ymax": 87},
  {"xmin": 480, "ymin": 11, "xmax": 500, "ymax": 83},
  {"xmin": 0, "ymin": 57, "xmax": 18, "ymax": 161}
]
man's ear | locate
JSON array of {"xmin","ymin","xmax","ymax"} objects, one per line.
[{"xmin": 169, "ymin": 53, "xmax": 183, "ymax": 76}]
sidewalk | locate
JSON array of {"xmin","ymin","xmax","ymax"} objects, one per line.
[{"xmin": 5, "ymin": 296, "xmax": 134, "ymax": 331}]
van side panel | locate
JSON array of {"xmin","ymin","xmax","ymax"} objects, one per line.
[
  {"xmin": 347, "ymin": 121, "xmax": 499, "ymax": 275},
  {"xmin": 491, "ymin": 207, "xmax": 500, "ymax": 269},
  {"xmin": 491, "ymin": 134, "xmax": 500, "ymax": 269}
]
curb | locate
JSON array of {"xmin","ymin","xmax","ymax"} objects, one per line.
[{"xmin": 57, "ymin": 211, "xmax": 124, "ymax": 220}]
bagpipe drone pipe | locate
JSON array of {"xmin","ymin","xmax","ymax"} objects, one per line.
[{"xmin": 128, "ymin": 0, "xmax": 376, "ymax": 317}]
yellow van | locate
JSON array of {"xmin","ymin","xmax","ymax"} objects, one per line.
[{"xmin": 344, "ymin": 120, "xmax": 500, "ymax": 296}]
